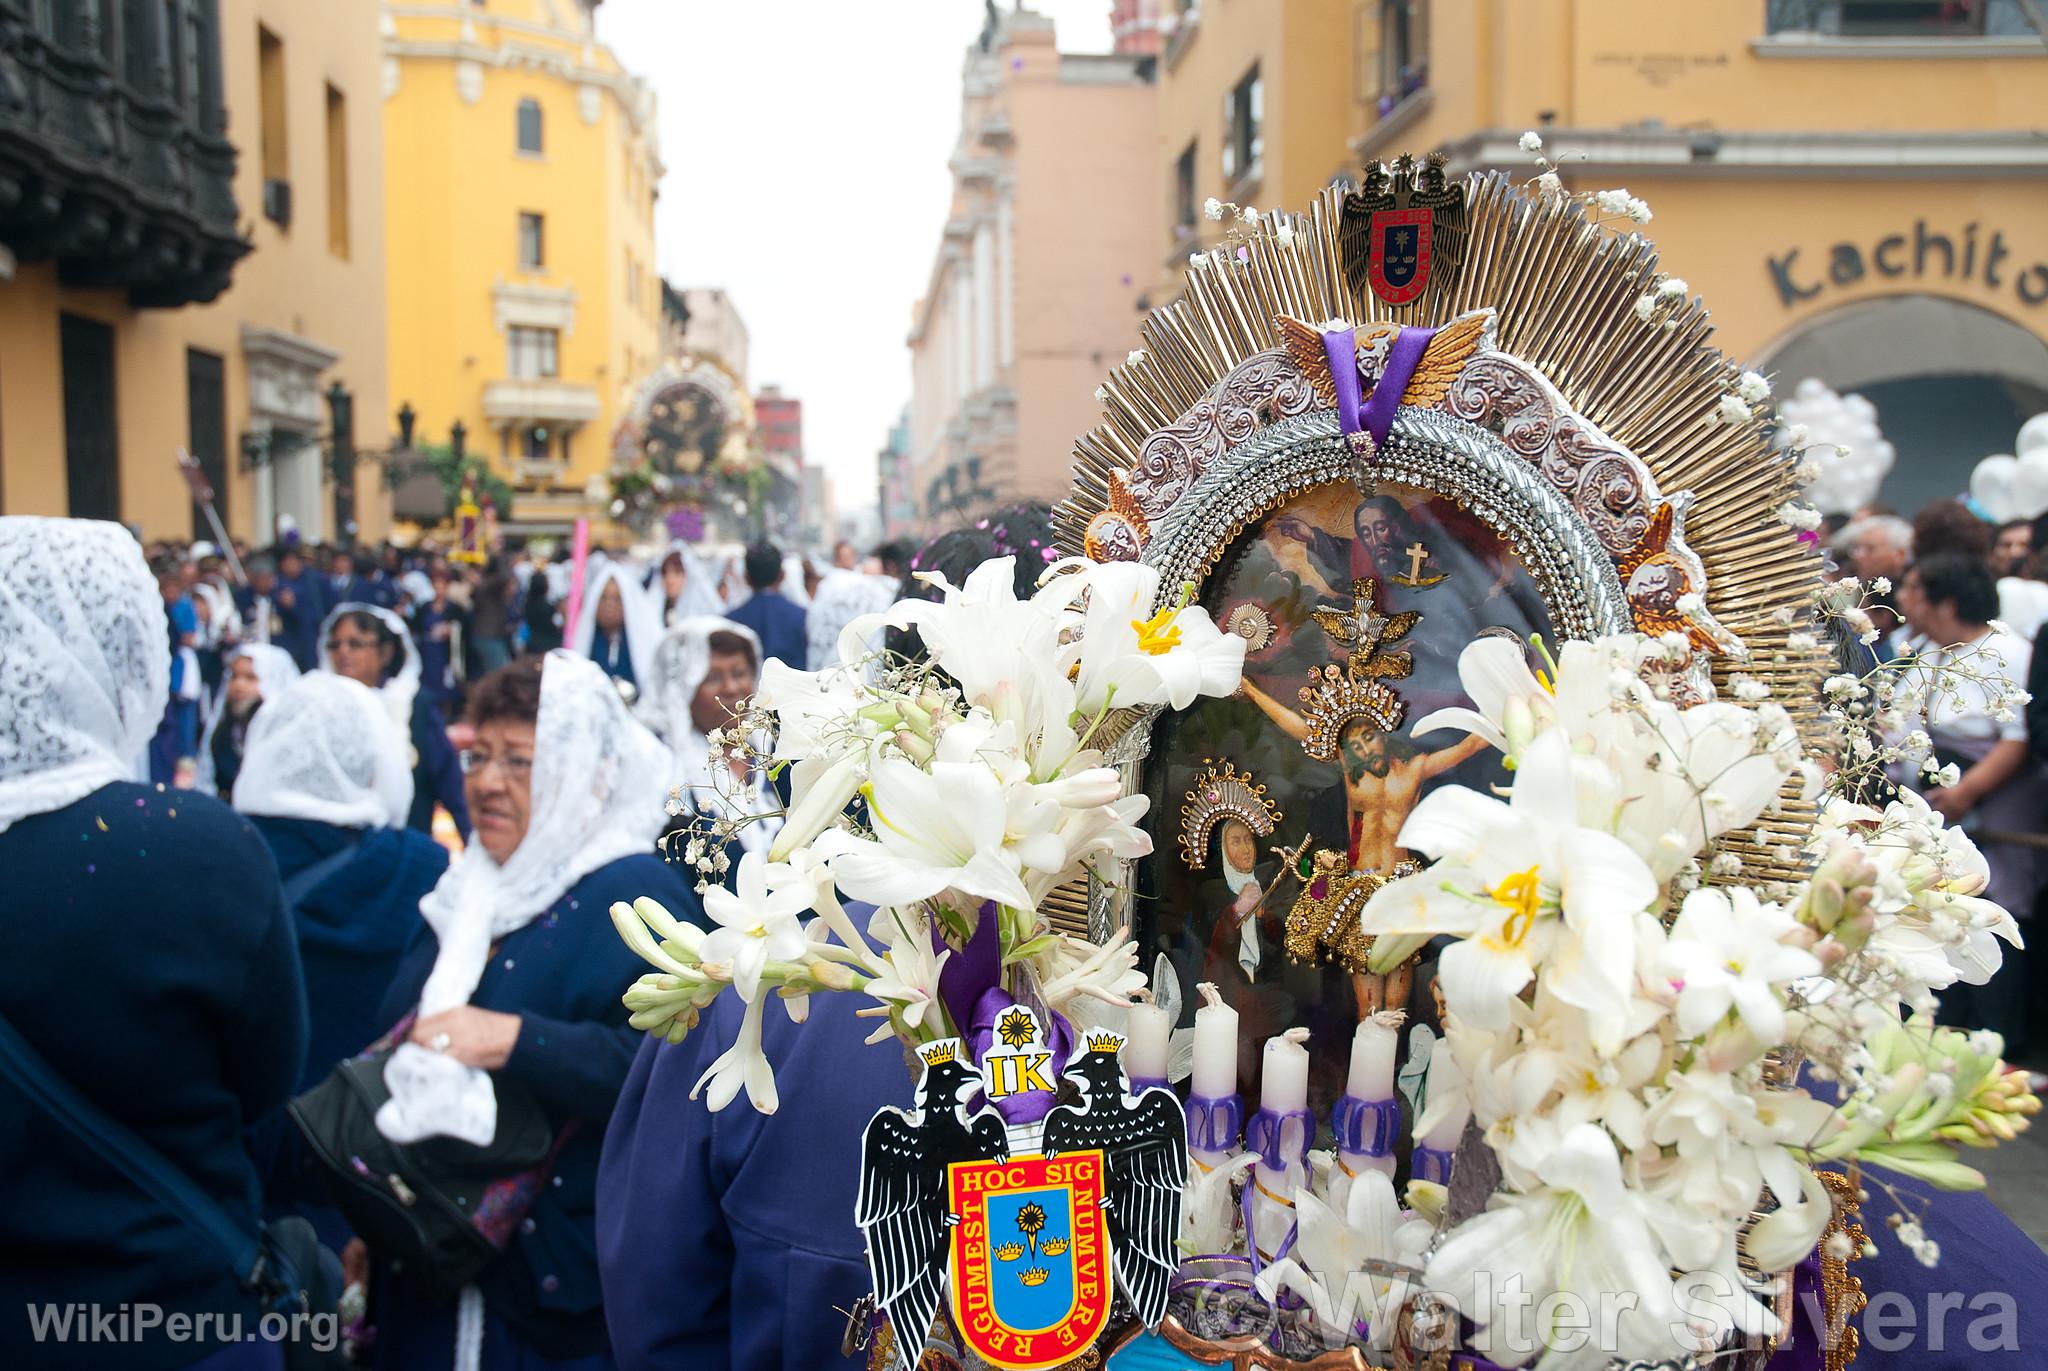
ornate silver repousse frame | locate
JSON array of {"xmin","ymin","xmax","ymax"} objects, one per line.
[{"xmin": 1078, "ymin": 401, "xmax": 1641, "ymax": 944}]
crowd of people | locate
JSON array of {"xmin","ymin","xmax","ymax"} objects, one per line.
[
  {"xmin": 0, "ymin": 505, "xmax": 1040, "ymax": 1371},
  {"xmin": 1, "ymin": 488, "xmax": 2042, "ymax": 1370},
  {"xmin": 1827, "ymin": 503, "xmax": 2048, "ymax": 1066}
]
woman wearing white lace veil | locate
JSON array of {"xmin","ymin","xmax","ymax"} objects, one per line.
[
  {"xmin": 0, "ymin": 517, "xmax": 309, "ymax": 1368},
  {"xmin": 197, "ymin": 642, "xmax": 299, "ymax": 800},
  {"xmin": 317, "ymin": 600, "xmax": 469, "ymax": 838},
  {"xmin": 639, "ymin": 615, "xmax": 783, "ymax": 861},
  {"xmin": 364, "ymin": 651, "xmax": 698, "ymax": 1371},
  {"xmin": 234, "ymin": 674, "xmax": 449, "ymax": 1250},
  {"xmin": 569, "ymin": 561, "xmax": 661, "ymax": 698}
]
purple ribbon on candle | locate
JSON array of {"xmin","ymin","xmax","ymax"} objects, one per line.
[
  {"xmin": 1244, "ymin": 1105, "xmax": 1315, "ymax": 1174},
  {"xmin": 1332, "ymin": 1094, "xmax": 1401, "ymax": 1159},
  {"xmin": 1185, "ymin": 1092, "xmax": 1244, "ymax": 1154},
  {"xmin": 1412, "ymin": 1143, "xmax": 1455, "ymax": 1186},
  {"xmin": 1128, "ymin": 1074, "xmax": 1170, "ymax": 1097}
]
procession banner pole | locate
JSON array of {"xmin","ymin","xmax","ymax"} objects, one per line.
[
  {"xmin": 176, "ymin": 447, "xmax": 247, "ymax": 585},
  {"xmin": 562, "ymin": 516, "xmax": 591, "ymax": 639}
]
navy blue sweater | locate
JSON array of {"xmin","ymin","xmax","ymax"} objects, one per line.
[
  {"xmin": 249, "ymin": 816, "xmax": 447, "ymax": 1251},
  {"xmin": 406, "ymin": 694, "xmax": 470, "ymax": 840},
  {"xmin": 726, "ymin": 589, "xmax": 809, "ymax": 672},
  {"xmin": 251, "ymin": 817, "xmax": 448, "ymax": 1093},
  {"xmin": 597, "ymin": 990, "xmax": 910, "ymax": 1371},
  {"xmin": 370, "ymin": 851, "xmax": 698, "ymax": 1366},
  {"xmin": 0, "ymin": 783, "xmax": 308, "ymax": 1370}
]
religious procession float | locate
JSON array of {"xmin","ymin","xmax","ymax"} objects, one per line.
[{"xmin": 607, "ymin": 144, "xmax": 2037, "ymax": 1371}]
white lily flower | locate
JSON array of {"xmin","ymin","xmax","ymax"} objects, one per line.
[
  {"xmin": 1660, "ymin": 887, "xmax": 1819, "ymax": 1043},
  {"xmin": 1425, "ymin": 1125, "xmax": 1703, "ymax": 1370},
  {"xmin": 700, "ymin": 851, "xmax": 814, "ymax": 1003},
  {"xmin": 691, "ymin": 992, "xmax": 777, "ymax": 1113},
  {"xmin": 862, "ymin": 912, "xmax": 954, "ymax": 1044},
  {"xmin": 814, "ymin": 753, "xmax": 1034, "ymax": 911},
  {"xmin": 1257, "ymin": 1170, "xmax": 1430, "ymax": 1349},
  {"xmin": 1359, "ymin": 730, "xmax": 1658, "ymax": 1034},
  {"xmin": 753, "ymin": 657, "xmax": 871, "ymax": 760},
  {"xmin": 1062, "ymin": 560, "xmax": 1245, "ymax": 717}
]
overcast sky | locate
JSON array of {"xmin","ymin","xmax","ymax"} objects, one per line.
[{"xmin": 594, "ymin": 1, "xmax": 1115, "ymax": 524}]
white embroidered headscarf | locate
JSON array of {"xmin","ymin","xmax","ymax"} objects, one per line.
[
  {"xmin": 233, "ymin": 674, "xmax": 413, "ymax": 830},
  {"xmin": 197, "ymin": 644, "xmax": 301, "ymax": 794},
  {"xmin": 0, "ymin": 518, "xmax": 169, "ymax": 833},
  {"xmin": 376, "ymin": 650, "xmax": 672, "ymax": 1145},
  {"xmin": 568, "ymin": 561, "xmax": 661, "ymax": 685},
  {"xmin": 316, "ymin": 601, "xmax": 420, "ymax": 730},
  {"xmin": 658, "ymin": 542, "xmax": 730, "ymax": 624},
  {"xmin": 637, "ymin": 616, "xmax": 782, "ymax": 856}
]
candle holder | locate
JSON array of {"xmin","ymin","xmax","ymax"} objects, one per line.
[
  {"xmin": 1332, "ymin": 1092, "xmax": 1401, "ymax": 1181},
  {"xmin": 1243, "ymin": 1103, "xmax": 1314, "ymax": 1264},
  {"xmin": 1411, "ymin": 1143, "xmax": 1455, "ymax": 1187},
  {"xmin": 1186, "ymin": 1089, "xmax": 1245, "ymax": 1165}
]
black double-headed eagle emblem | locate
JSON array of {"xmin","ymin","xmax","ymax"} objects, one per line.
[{"xmin": 1042, "ymin": 1033, "xmax": 1190, "ymax": 1331}]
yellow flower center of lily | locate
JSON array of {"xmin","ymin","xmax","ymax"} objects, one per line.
[
  {"xmin": 1132, "ymin": 607, "xmax": 1184, "ymax": 656},
  {"xmin": 1534, "ymin": 667, "xmax": 1556, "ymax": 696},
  {"xmin": 1485, "ymin": 865, "xmax": 1543, "ymax": 949}
]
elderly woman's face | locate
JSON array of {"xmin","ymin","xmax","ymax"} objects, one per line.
[
  {"xmin": 465, "ymin": 718, "xmax": 537, "ymax": 864},
  {"xmin": 690, "ymin": 648, "xmax": 756, "ymax": 735}
]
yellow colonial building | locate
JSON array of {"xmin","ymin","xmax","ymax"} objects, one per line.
[
  {"xmin": 381, "ymin": 0, "xmax": 661, "ymax": 533},
  {"xmin": 1154, "ymin": 0, "xmax": 2048, "ymax": 511},
  {"xmin": 0, "ymin": 0, "xmax": 392, "ymax": 544}
]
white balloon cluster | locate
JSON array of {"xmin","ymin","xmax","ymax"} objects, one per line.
[
  {"xmin": 1971, "ymin": 414, "xmax": 2048, "ymax": 522},
  {"xmin": 1775, "ymin": 378, "xmax": 1895, "ymax": 516}
]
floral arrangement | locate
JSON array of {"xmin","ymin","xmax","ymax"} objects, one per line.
[
  {"xmin": 609, "ymin": 554, "xmax": 1247, "ymax": 1112},
  {"xmin": 1319, "ymin": 625, "xmax": 2036, "ymax": 1367}
]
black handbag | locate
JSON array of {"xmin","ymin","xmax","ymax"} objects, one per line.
[{"xmin": 288, "ymin": 1047, "xmax": 562, "ymax": 1306}]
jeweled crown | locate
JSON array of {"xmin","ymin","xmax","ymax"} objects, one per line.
[{"xmin": 1298, "ymin": 663, "xmax": 1406, "ymax": 760}]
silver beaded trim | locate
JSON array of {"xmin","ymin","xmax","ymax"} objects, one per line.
[{"xmin": 1143, "ymin": 408, "xmax": 1633, "ymax": 639}]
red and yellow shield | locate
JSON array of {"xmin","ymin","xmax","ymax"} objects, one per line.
[
  {"xmin": 1368, "ymin": 207, "xmax": 1432, "ymax": 305},
  {"xmin": 947, "ymin": 1150, "xmax": 1113, "ymax": 1370}
]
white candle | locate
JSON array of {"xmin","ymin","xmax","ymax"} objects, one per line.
[
  {"xmin": 1346, "ymin": 1010, "xmax": 1402, "ymax": 1100},
  {"xmin": 1190, "ymin": 983, "xmax": 1238, "ymax": 1100},
  {"xmin": 1259, "ymin": 1030, "xmax": 1310, "ymax": 1115},
  {"xmin": 1252, "ymin": 1026, "xmax": 1312, "ymax": 1260},
  {"xmin": 1420, "ymin": 1038, "xmax": 1471, "ymax": 1150},
  {"xmin": 1124, "ymin": 999, "xmax": 1171, "ymax": 1083}
]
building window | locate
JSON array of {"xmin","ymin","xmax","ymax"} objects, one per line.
[
  {"xmin": 1766, "ymin": 0, "xmax": 2019, "ymax": 35},
  {"xmin": 517, "ymin": 211, "xmax": 544, "ymax": 270},
  {"xmin": 521, "ymin": 425, "xmax": 558, "ymax": 464},
  {"xmin": 516, "ymin": 97, "xmax": 543, "ymax": 154},
  {"xmin": 508, "ymin": 326, "xmax": 559, "ymax": 379},
  {"xmin": 61, "ymin": 314, "xmax": 120, "ymax": 522},
  {"xmin": 1369, "ymin": 0, "xmax": 1428, "ymax": 115},
  {"xmin": 186, "ymin": 349, "xmax": 227, "ymax": 536},
  {"xmin": 325, "ymin": 83, "xmax": 349, "ymax": 259},
  {"xmin": 1174, "ymin": 140, "xmax": 1197, "ymax": 233},
  {"xmin": 257, "ymin": 25, "xmax": 288, "ymax": 224},
  {"xmin": 1220, "ymin": 64, "xmax": 1261, "ymax": 187}
]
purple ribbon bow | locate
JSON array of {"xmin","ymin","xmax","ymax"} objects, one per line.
[{"xmin": 1320, "ymin": 323, "xmax": 1441, "ymax": 447}]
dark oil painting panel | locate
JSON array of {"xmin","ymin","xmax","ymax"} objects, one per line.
[{"xmin": 1143, "ymin": 480, "xmax": 1553, "ymax": 1118}]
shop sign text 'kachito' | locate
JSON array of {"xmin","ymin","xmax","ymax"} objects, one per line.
[{"xmin": 1768, "ymin": 221, "xmax": 2048, "ymax": 311}]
